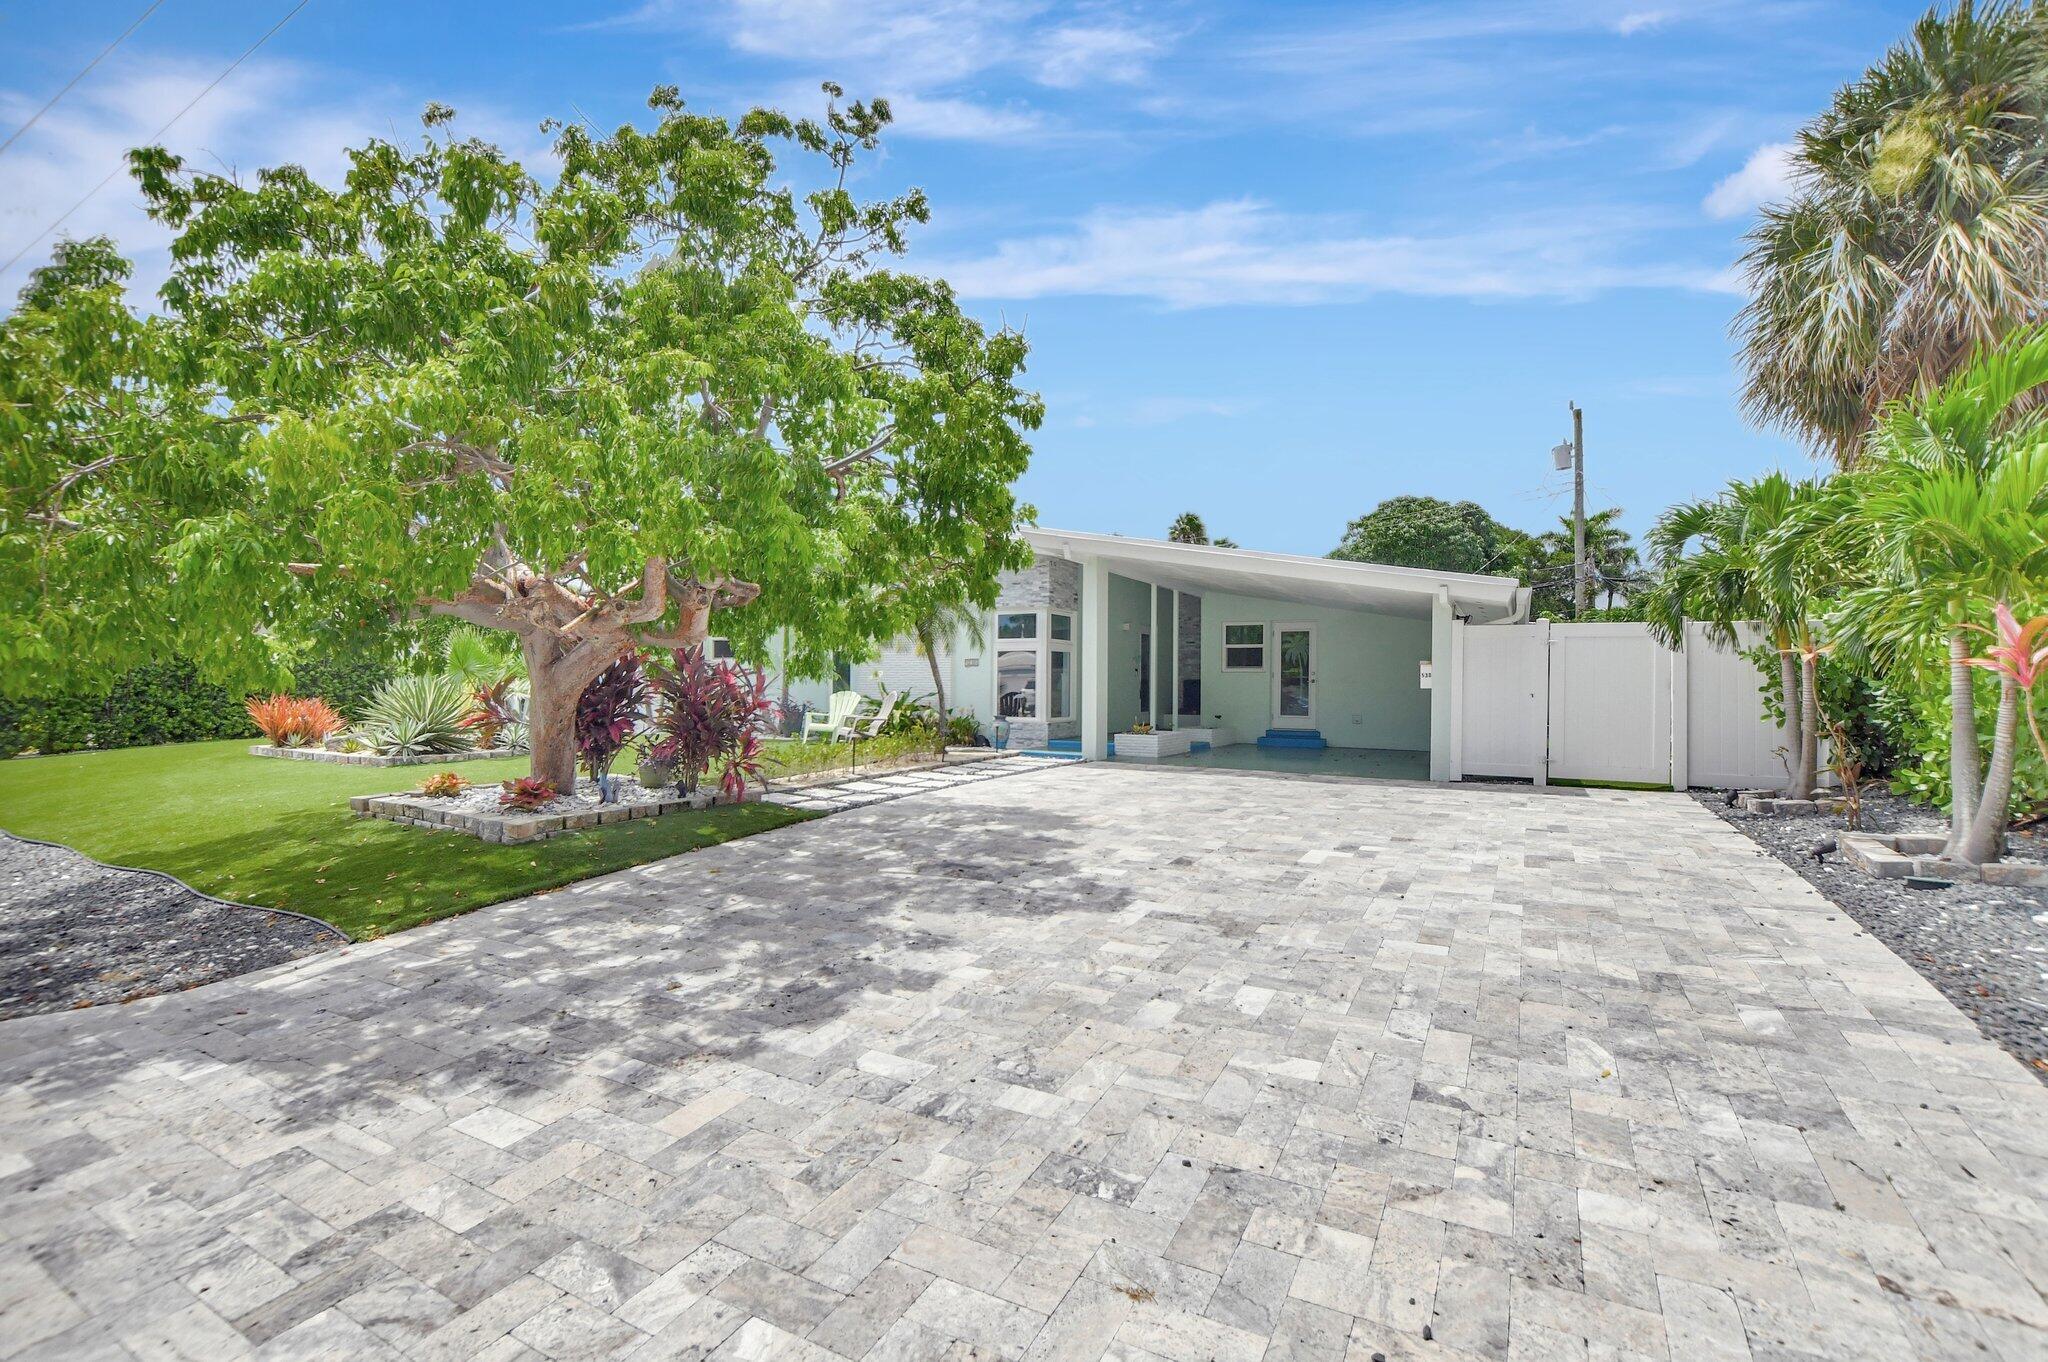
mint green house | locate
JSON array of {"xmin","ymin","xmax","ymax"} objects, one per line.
[{"xmin": 774, "ymin": 528, "xmax": 1528, "ymax": 781}]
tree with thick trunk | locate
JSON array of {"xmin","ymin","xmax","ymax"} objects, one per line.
[{"xmin": 2, "ymin": 88, "xmax": 1039, "ymax": 784}]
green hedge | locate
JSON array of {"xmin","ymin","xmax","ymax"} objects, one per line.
[{"xmin": 0, "ymin": 654, "xmax": 394, "ymax": 758}]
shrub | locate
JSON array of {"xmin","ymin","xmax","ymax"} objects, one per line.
[
  {"xmin": 648, "ymin": 646, "xmax": 772, "ymax": 798},
  {"xmin": 461, "ymin": 676, "xmax": 519, "ymax": 750},
  {"xmin": 246, "ymin": 694, "xmax": 345, "ymax": 748},
  {"xmin": 418, "ymin": 771, "xmax": 470, "ymax": 798},
  {"xmin": 498, "ymin": 776, "xmax": 557, "ymax": 810},
  {"xmin": 354, "ymin": 674, "xmax": 477, "ymax": 756},
  {"xmin": 576, "ymin": 652, "xmax": 647, "ymax": 788}
]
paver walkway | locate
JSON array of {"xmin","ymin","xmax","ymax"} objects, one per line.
[
  {"xmin": 2, "ymin": 765, "xmax": 2046, "ymax": 1361},
  {"xmin": 763, "ymin": 753, "xmax": 1061, "ymax": 813}
]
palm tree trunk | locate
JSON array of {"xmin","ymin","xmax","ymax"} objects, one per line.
[
  {"xmin": 1959, "ymin": 677, "xmax": 2019, "ymax": 864},
  {"xmin": 1945, "ymin": 628, "xmax": 1983, "ymax": 856},
  {"xmin": 1775, "ymin": 639, "xmax": 1803, "ymax": 799},
  {"xmin": 1796, "ymin": 643, "xmax": 1819, "ymax": 799}
]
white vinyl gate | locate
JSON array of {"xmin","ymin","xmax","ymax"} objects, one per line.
[{"xmin": 1451, "ymin": 619, "xmax": 1789, "ymax": 789}]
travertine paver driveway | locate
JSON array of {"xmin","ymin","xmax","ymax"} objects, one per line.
[{"xmin": 3, "ymin": 766, "xmax": 2046, "ymax": 1362}]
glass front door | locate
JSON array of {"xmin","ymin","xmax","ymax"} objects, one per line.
[{"xmin": 1273, "ymin": 625, "xmax": 1315, "ymax": 728}]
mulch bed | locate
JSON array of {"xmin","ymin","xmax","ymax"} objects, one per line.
[
  {"xmin": 0, "ymin": 832, "xmax": 343, "ymax": 1020},
  {"xmin": 1695, "ymin": 788, "xmax": 2048, "ymax": 1083}
]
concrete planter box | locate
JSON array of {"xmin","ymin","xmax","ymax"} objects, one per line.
[
  {"xmin": 1113, "ymin": 730, "xmax": 1193, "ymax": 761},
  {"xmin": 254, "ymin": 744, "xmax": 525, "ymax": 768},
  {"xmin": 1837, "ymin": 831, "xmax": 2048, "ymax": 887},
  {"xmin": 351, "ymin": 785, "xmax": 748, "ymax": 842}
]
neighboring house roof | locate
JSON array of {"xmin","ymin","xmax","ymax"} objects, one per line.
[{"xmin": 1022, "ymin": 527, "xmax": 1527, "ymax": 623}]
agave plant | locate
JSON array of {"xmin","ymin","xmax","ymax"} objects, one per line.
[{"xmin": 354, "ymin": 673, "xmax": 478, "ymax": 756}]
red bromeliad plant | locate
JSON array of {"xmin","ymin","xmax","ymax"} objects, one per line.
[
  {"xmin": 498, "ymin": 776, "xmax": 557, "ymax": 810},
  {"xmin": 575, "ymin": 652, "xmax": 647, "ymax": 795},
  {"xmin": 1968, "ymin": 602, "xmax": 2048, "ymax": 771},
  {"xmin": 648, "ymin": 646, "xmax": 772, "ymax": 799}
]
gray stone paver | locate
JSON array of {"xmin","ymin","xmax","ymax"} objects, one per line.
[{"xmin": 3, "ymin": 765, "xmax": 2047, "ymax": 1361}]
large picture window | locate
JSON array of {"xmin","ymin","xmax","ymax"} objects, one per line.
[
  {"xmin": 1224, "ymin": 623, "xmax": 1266, "ymax": 670},
  {"xmin": 995, "ymin": 611, "xmax": 1073, "ymax": 720}
]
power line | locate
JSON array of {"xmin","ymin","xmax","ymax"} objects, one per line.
[
  {"xmin": 0, "ymin": 0, "xmax": 169, "ymax": 160},
  {"xmin": 0, "ymin": 0, "xmax": 314, "ymax": 282}
]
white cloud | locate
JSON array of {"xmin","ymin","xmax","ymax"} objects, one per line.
[
  {"xmin": 927, "ymin": 199, "xmax": 1734, "ymax": 308},
  {"xmin": 1703, "ymin": 141, "xmax": 1798, "ymax": 219},
  {"xmin": 1615, "ymin": 10, "xmax": 1672, "ymax": 35},
  {"xmin": 0, "ymin": 54, "xmax": 548, "ymax": 306},
  {"xmin": 880, "ymin": 93, "xmax": 1048, "ymax": 142},
  {"xmin": 584, "ymin": 0, "xmax": 1164, "ymax": 140},
  {"xmin": 1032, "ymin": 24, "xmax": 1159, "ymax": 88}
]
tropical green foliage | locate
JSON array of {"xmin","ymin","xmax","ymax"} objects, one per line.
[
  {"xmin": 1736, "ymin": 1, "xmax": 2048, "ymax": 461},
  {"xmin": 1330, "ymin": 497, "xmax": 1521, "ymax": 575},
  {"xmin": 1653, "ymin": 327, "xmax": 2048, "ymax": 861},
  {"xmin": 1, "ymin": 84, "xmax": 1038, "ymax": 791},
  {"xmin": 354, "ymin": 673, "xmax": 478, "ymax": 756}
]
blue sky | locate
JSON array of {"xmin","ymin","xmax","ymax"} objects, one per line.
[{"xmin": 1, "ymin": 0, "xmax": 1926, "ymax": 555}]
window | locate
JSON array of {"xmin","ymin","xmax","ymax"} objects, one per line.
[
  {"xmin": 707, "ymin": 636, "xmax": 735, "ymax": 660},
  {"xmin": 997, "ymin": 648, "xmax": 1037, "ymax": 717},
  {"xmin": 832, "ymin": 655, "xmax": 853, "ymax": 691},
  {"xmin": 1224, "ymin": 623, "xmax": 1266, "ymax": 670},
  {"xmin": 993, "ymin": 611, "xmax": 1073, "ymax": 720}
]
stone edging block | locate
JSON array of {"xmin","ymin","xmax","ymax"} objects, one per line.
[
  {"xmin": 351, "ymin": 785, "xmax": 754, "ymax": 841},
  {"xmin": 1837, "ymin": 831, "xmax": 2048, "ymax": 887},
  {"xmin": 252, "ymin": 745, "xmax": 526, "ymax": 767}
]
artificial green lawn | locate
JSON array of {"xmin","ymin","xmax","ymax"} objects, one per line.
[{"xmin": 0, "ymin": 739, "xmax": 816, "ymax": 940}]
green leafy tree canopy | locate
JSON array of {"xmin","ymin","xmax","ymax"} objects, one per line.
[
  {"xmin": 1329, "ymin": 496, "xmax": 1521, "ymax": 575},
  {"xmin": 1, "ymin": 85, "xmax": 1041, "ymax": 786}
]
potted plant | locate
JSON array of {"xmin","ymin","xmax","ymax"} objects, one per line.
[{"xmin": 636, "ymin": 737, "xmax": 679, "ymax": 791}]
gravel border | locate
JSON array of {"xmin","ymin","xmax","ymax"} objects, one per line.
[
  {"xmin": 1693, "ymin": 788, "xmax": 2048, "ymax": 1082},
  {"xmin": 0, "ymin": 831, "xmax": 344, "ymax": 1020}
]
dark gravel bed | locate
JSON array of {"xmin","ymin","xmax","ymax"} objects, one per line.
[
  {"xmin": 1694, "ymin": 788, "xmax": 2048, "ymax": 1082},
  {"xmin": 0, "ymin": 832, "xmax": 343, "ymax": 1021}
]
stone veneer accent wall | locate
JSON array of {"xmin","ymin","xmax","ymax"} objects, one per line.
[
  {"xmin": 1177, "ymin": 593, "xmax": 1202, "ymax": 717},
  {"xmin": 993, "ymin": 556, "xmax": 1080, "ymax": 748}
]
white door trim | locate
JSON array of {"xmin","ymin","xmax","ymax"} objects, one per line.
[{"xmin": 1271, "ymin": 622, "xmax": 1316, "ymax": 729}]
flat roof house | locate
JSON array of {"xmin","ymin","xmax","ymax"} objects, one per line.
[{"xmin": 777, "ymin": 528, "xmax": 1530, "ymax": 782}]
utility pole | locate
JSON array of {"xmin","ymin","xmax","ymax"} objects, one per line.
[{"xmin": 1569, "ymin": 401, "xmax": 1587, "ymax": 617}]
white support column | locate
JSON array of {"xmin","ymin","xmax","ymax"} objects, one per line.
[
  {"xmin": 1448, "ymin": 619, "xmax": 1466, "ymax": 782},
  {"xmin": 1669, "ymin": 630, "xmax": 1689, "ymax": 792},
  {"xmin": 1429, "ymin": 588, "xmax": 1455, "ymax": 782},
  {"xmin": 1148, "ymin": 582, "xmax": 1160, "ymax": 728},
  {"xmin": 1081, "ymin": 555, "xmax": 1110, "ymax": 760},
  {"xmin": 1170, "ymin": 588, "xmax": 1180, "ymax": 729}
]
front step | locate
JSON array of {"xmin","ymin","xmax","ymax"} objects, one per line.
[{"xmin": 1257, "ymin": 728, "xmax": 1327, "ymax": 750}]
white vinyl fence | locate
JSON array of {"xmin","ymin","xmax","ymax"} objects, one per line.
[{"xmin": 1449, "ymin": 619, "xmax": 1789, "ymax": 789}]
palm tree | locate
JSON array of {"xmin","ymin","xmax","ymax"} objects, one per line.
[
  {"xmin": 910, "ymin": 601, "xmax": 986, "ymax": 742},
  {"xmin": 1834, "ymin": 325, "xmax": 2048, "ymax": 863},
  {"xmin": 1736, "ymin": 2, "xmax": 2048, "ymax": 463},
  {"xmin": 1643, "ymin": 474, "xmax": 1828, "ymax": 798},
  {"xmin": 1168, "ymin": 513, "xmax": 1209, "ymax": 544}
]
